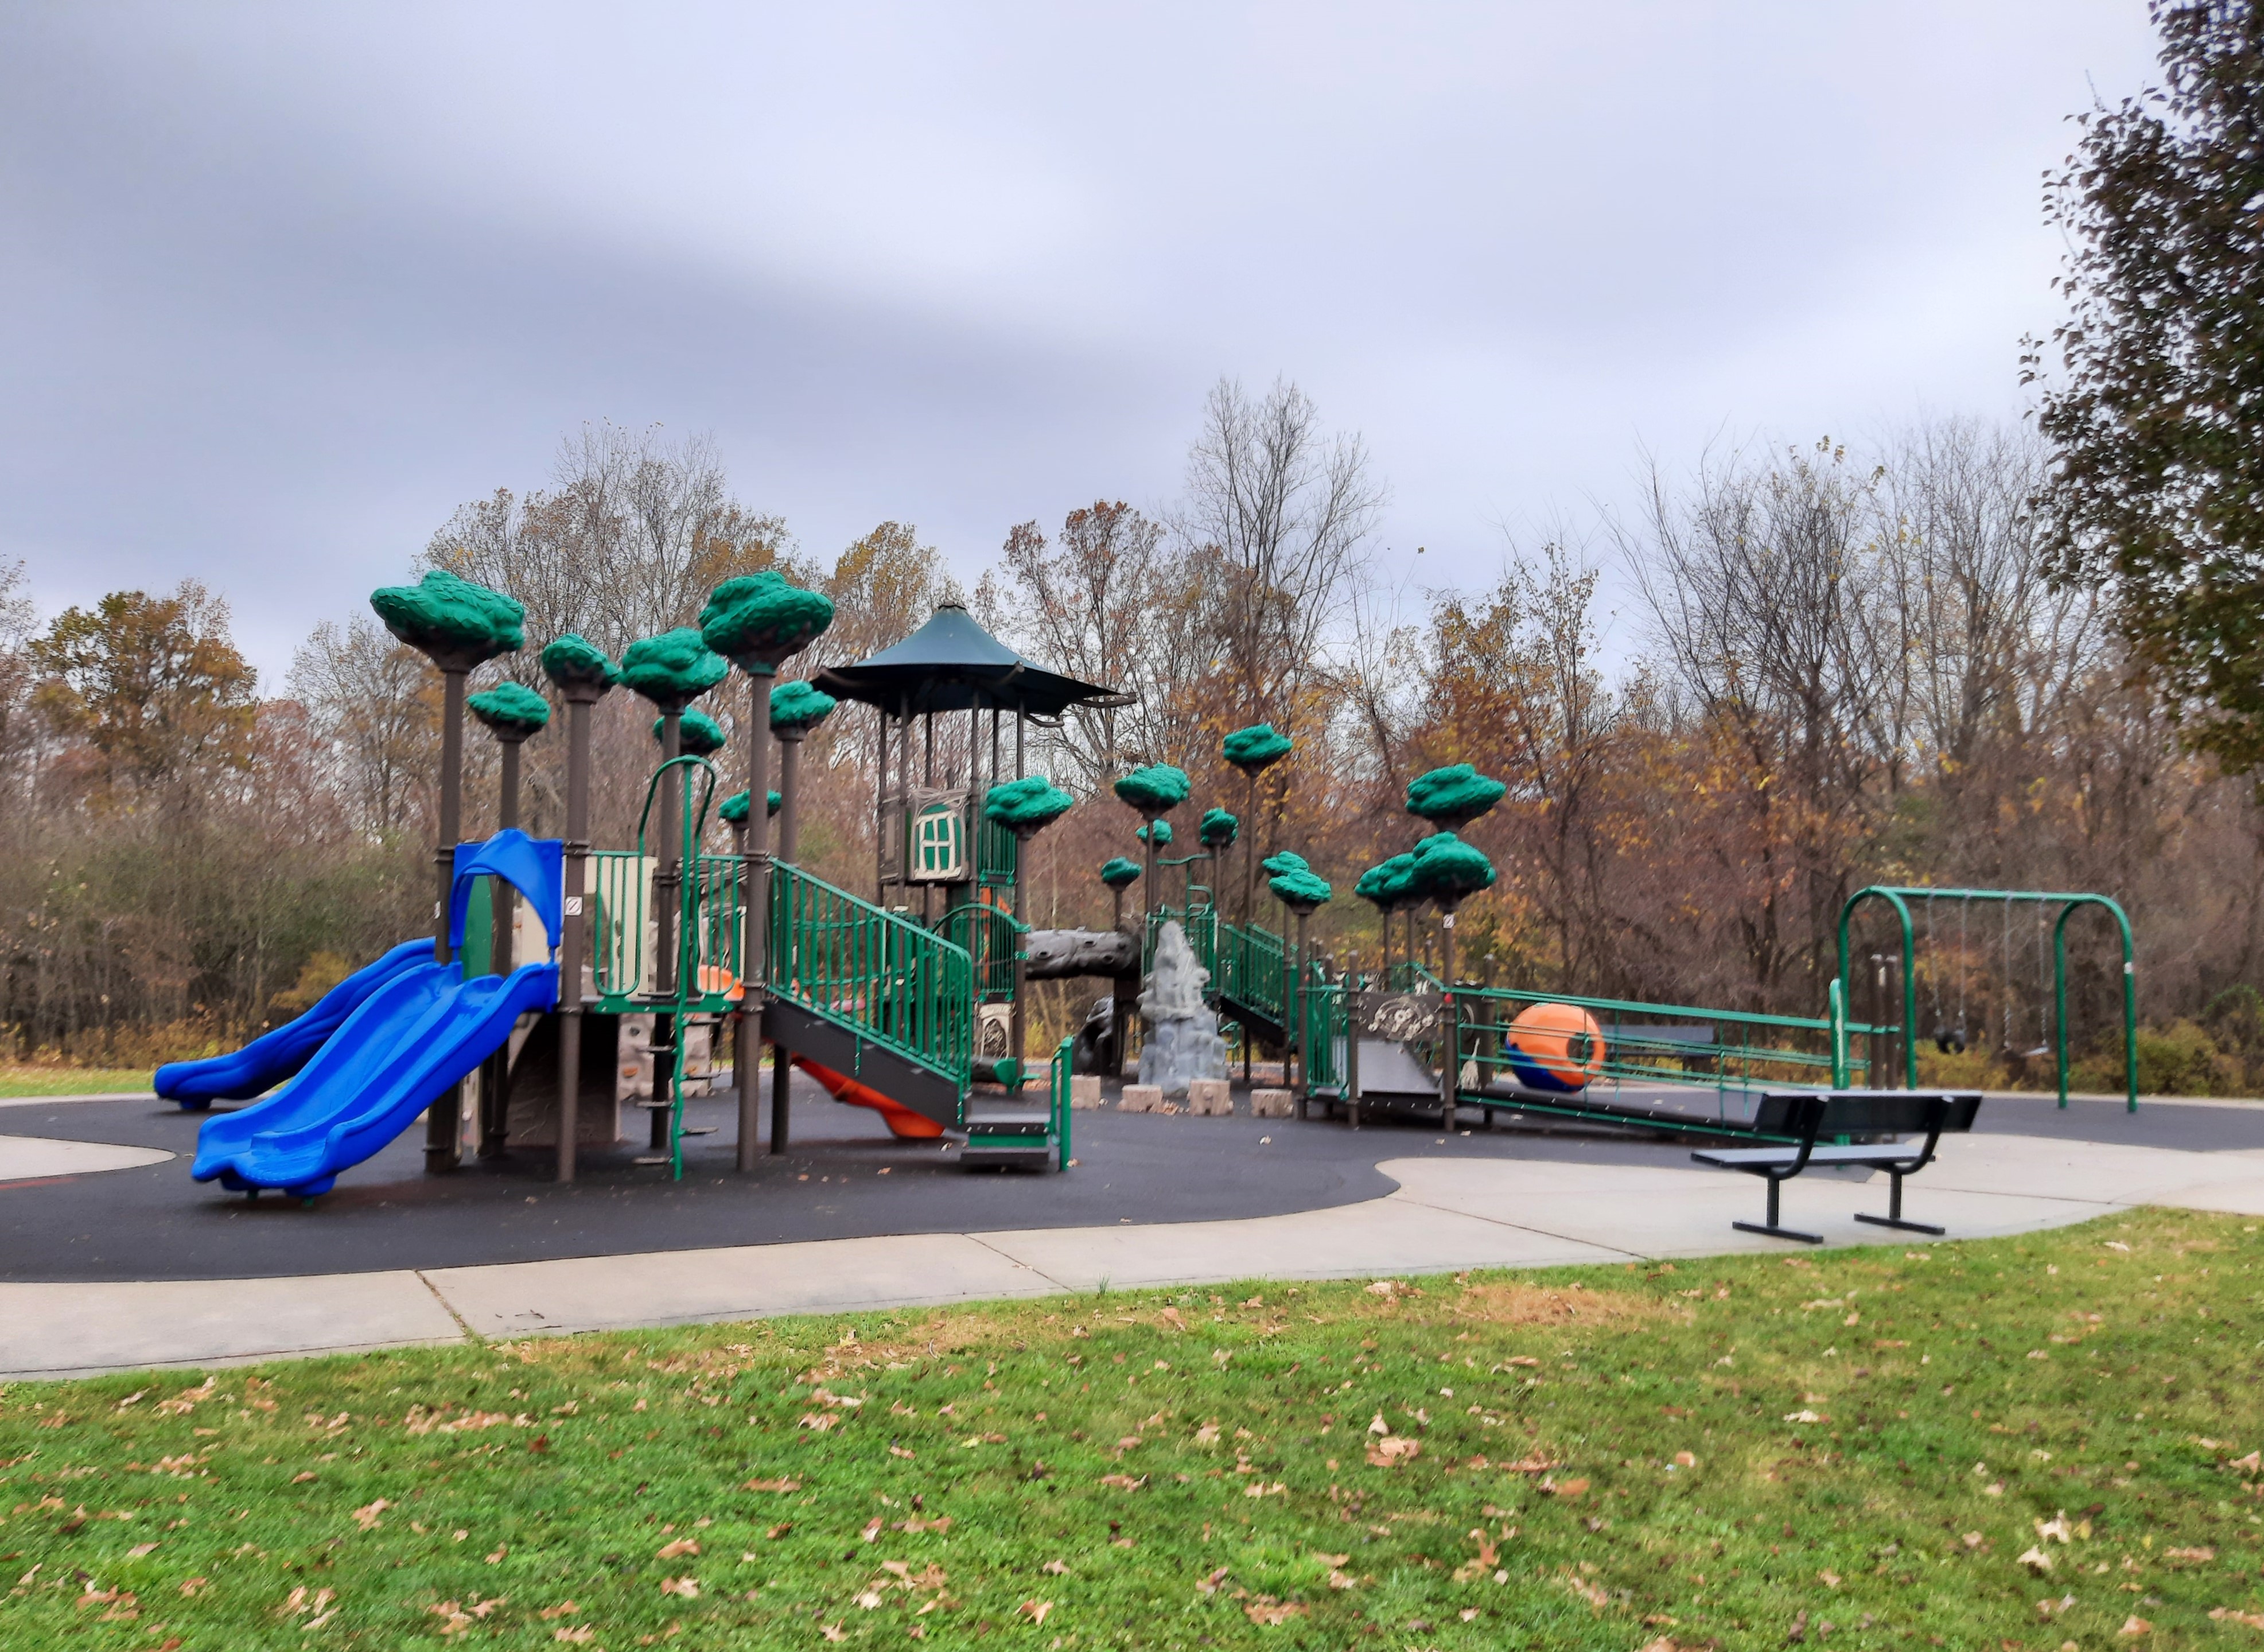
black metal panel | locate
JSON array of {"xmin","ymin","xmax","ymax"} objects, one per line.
[{"xmin": 763, "ymin": 997, "xmax": 963, "ymax": 1128}]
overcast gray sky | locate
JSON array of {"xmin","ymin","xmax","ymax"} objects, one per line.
[{"xmin": 0, "ymin": 3, "xmax": 2161, "ymax": 682}]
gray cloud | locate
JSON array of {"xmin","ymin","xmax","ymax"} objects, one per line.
[{"xmin": 0, "ymin": 2, "xmax": 2160, "ymax": 681}]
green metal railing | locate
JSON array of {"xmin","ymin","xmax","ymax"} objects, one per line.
[
  {"xmin": 683, "ymin": 854, "xmax": 748, "ymax": 1013},
  {"xmin": 1300, "ymin": 967, "xmax": 1343, "ymax": 1090},
  {"xmin": 1214, "ymin": 916, "xmax": 1284, "ymax": 1024},
  {"xmin": 1452, "ymin": 983, "xmax": 1877, "ymax": 1102},
  {"xmin": 1049, "ymin": 1036, "xmax": 1075, "ymax": 1172},
  {"xmin": 768, "ymin": 861, "xmax": 974, "ymax": 1089},
  {"xmin": 585, "ymin": 757, "xmax": 744, "ymax": 1016},
  {"xmin": 938, "ymin": 901, "xmax": 1026, "ymax": 1003},
  {"xmin": 978, "ymin": 817, "xmax": 1018, "ymax": 888}
]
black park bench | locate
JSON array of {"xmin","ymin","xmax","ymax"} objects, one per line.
[{"xmin": 1691, "ymin": 1089, "xmax": 1985, "ymax": 1244}]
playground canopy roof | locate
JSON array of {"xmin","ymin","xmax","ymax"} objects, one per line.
[{"xmin": 814, "ymin": 603, "xmax": 1130, "ymax": 718}]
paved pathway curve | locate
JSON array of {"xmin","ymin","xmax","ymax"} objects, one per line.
[{"xmin": 7, "ymin": 1131, "xmax": 2263, "ymax": 1382}]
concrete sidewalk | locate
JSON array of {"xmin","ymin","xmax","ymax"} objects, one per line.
[{"xmin": 7, "ymin": 1130, "xmax": 2261, "ymax": 1382}]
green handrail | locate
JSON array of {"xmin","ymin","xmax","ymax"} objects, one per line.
[
  {"xmin": 768, "ymin": 861, "xmax": 974, "ymax": 1089},
  {"xmin": 1050, "ymin": 1036, "xmax": 1075, "ymax": 1172},
  {"xmin": 1214, "ymin": 916, "xmax": 1285, "ymax": 1023}
]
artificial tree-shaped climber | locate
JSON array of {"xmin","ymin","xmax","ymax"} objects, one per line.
[
  {"xmin": 764, "ymin": 677, "xmax": 837, "ymax": 1151},
  {"xmin": 985, "ymin": 774, "xmax": 1078, "ymax": 1064},
  {"xmin": 371, "ymin": 567, "xmax": 524, "ymax": 1172},
  {"xmin": 617, "ymin": 627, "xmax": 730, "ymax": 1165},
  {"xmin": 466, "ymin": 679, "xmax": 551, "ymax": 1160},
  {"xmin": 1099, "ymin": 856, "xmax": 1142, "ymax": 935},
  {"xmin": 1222, "ymin": 723, "xmax": 1294, "ymax": 921},
  {"xmin": 655, "ymin": 706, "xmax": 728, "ymax": 760},
  {"xmin": 539, "ymin": 632, "xmax": 619, "ymax": 1184},
  {"xmin": 699, "ymin": 571, "xmax": 836, "ymax": 1173},
  {"xmin": 718, "ymin": 788, "xmax": 783, "ymax": 854},
  {"xmin": 1407, "ymin": 830, "xmax": 1497, "ymax": 1122},
  {"xmin": 1356, "ymin": 852, "xmax": 1420, "ymax": 983},
  {"xmin": 768, "ymin": 680, "xmax": 836, "ymax": 866},
  {"xmin": 1197, "ymin": 807, "xmax": 1238, "ymax": 911},
  {"xmin": 1268, "ymin": 862, "xmax": 1333, "ymax": 1096},
  {"xmin": 1402, "ymin": 764, "xmax": 1503, "ymax": 986},
  {"xmin": 1115, "ymin": 764, "xmax": 1192, "ymax": 922}
]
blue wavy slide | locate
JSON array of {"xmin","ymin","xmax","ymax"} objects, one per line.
[
  {"xmin": 190, "ymin": 827, "xmax": 567, "ymax": 1199},
  {"xmin": 190, "ymin": 959, "xmax": 558, "ymax": 1198},
  {"xmin": 155, "ymin": 940, "xmax": 433, "ymax": 1108}
]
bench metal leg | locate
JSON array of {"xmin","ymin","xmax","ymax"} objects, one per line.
[
  {"xmin": 1733, "ymin": 1176, "xmax": 1822, "ymax": 1245},
  {"xmin": 1853, "ymin": 1171, "xmax": 1944, "ymax": 1237}
]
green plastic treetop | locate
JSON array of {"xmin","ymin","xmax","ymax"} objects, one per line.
[
  {"xmin": 699, "ymin": 571, "xmax": 836, "ymax": 676},
  {"xmin": 721, "ymin": 788, "xmax": 783, "ymax": 824},
  {"xmin": 985, "ymin": 775, "xmax": 1076, "ymax": 835},
  {"xmin": 1269, "ymin": 866, "xmax": 1333, "ymax": 915},
  {"xmin": 371, "ymin": 570, "xmax": 524, "ymax": 671},
  {"xmin": 1405, "ymin": 763, "xmax": 1506, "ymax": 831},
  {"xmin": 539, "ymin": 633, "xmax": 619, "ymax": 701},
  {"xmin": 1409, "ymin": 831, "xmax": 1496, "ymax": 907},
  {"xmin": 1222, "ymin": 724, "xmax": 1294, "ymax": 774},
  {"xmin": 769, "ymin": 678, "xmax": 838, "ymax": 732},
  {"xmin": 466, "ymin": 681, "xmax": 551, "ymax": 741},
  {"xmin": 1099, "ymin": 856, "xmax": 1142, "ymax": 889},
  {"xmin": 1114, "ymin": 764, "xmax": 1191, "ymax": 814},
  {"xmin": 619, "ymin": 628, "xmax": 729, "ymax": 713},
  {"xmin": 655, "ymin": 707, "xmax": 726, "ymax": 757},
  {"xmin": 1199, "ymin": 807, "xmax": 1239, "ymax": 848}
]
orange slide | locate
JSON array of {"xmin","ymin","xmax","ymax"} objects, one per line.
[{"xmin": 789, "ymin": 1054, "xmax": 944, "ymax": 1140}]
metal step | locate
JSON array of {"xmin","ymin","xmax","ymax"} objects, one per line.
[
  {"xmin": 960, "ymin": 1134, "xmax": 1056, "ymax": 1171},
  {"xmin": 763, "ymin": 995, "xmax": 966, "ymax": 1128},
  {"xmin": 962, "ymin": 1104, "xmax": 1051, "ymax": 1134}
]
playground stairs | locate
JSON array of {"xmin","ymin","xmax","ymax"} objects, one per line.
[
  {"xmin": 958, "ymin": 1098, "xmax": 1057, "ymax": 1169},
  {"xmin": 762, "ymin": 994, "xmax": 963, "ymax": 1129}
]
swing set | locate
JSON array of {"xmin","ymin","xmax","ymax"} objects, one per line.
[{"xmin": 1836, "ymin": 886, "xmax": 2138, "ymax": 1111}]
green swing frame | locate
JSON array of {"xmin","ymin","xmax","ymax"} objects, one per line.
[{"xmin": 1836, "ymin": 886, "xmax": 2138, "ymax": 1111}]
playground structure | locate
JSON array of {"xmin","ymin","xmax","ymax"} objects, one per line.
[
  {"xmin": 155, "ymin": 561, "xmax": 2149, "ymax": 1204},
  {"xmin": 1098, "ymin": 738, "xmax": 2142, "ymax": 1144},
  {"xmin": 164, "ymin": 575, "xmax": 1104, "ymax": 1195}
]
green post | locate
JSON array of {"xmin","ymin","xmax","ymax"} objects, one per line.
[
  {"xmin": 2055, "ymin": 896, "xmax": 2138, "ymax": 1113},
  {"xmin": 1837, "ymin": 888, "xmax": 1916, "ymax": 1088},
  {"xmin": 1828, "ymin": 977, "xmax": 1847, "ymax": 1089}
]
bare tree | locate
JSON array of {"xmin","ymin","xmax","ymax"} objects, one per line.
[
  {"xmin": 1177, "ymin": 378, "xmax": 1385, "ymax": 730},
  {"xmin": 289, "ymin": 617, "xmax": 438, "ymax": 838},
  {"xmin": 426, "ymin": 422, "xmax": 797, "ymax": 666},
  {"xmin": 997, "ymin": 503, "xmax": 1212, "ymax": 788}
]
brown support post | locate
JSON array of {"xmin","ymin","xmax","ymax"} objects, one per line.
[
  {"xmin": 478, "ymin": 732, "xmax": 525, "ymax": 1159},
  {"xmin": 1438, "ymin": 903, "xmax": 1458, "ymax": 1128},
  {"xmin": 1009, "ymin": 829, "xmax": 1030, "ymax": 1068},
  {"xmin": 874, "ymin": 702, "xmax": 889, "ymax": 905},
  {"xmin": 426, "ymin": 666, "xmax": 467, "ymax": 1173},
  {"xmin": 738, "ymin": 673, "xmax": 774, "ymax": 1171},
  {"xmin": 769, "ymin": 717, "xmax": 808, "ymax": 1156},
  {"xmin": 648, "ymin": 713, "xmax": 683, "ymax": 1156},
  {"xmin": 555, "ymin": 688, "xmax": 597, "ymax": 1184}
]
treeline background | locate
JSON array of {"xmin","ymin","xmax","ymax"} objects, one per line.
[{"xmin": 5, "ymin": 390, "xmax": 2261, "ymax": 1093}]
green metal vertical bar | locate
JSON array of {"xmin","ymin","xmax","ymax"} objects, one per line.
[
  {"xmin": 2053, "ymin": 895, "xmax": 2139, "ymax": 1113},
  {"xmin": 1829, "ymin": 977, "xmax": 1847, "ymax": 1089}
]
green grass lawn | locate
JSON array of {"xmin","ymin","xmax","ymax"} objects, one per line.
[
  {"xmin": 0, "ymin": 1067, "xmax": 154, "ymax": 1098},
  {"xmin": 9, "ymin": 1210, "xmax": 2264, "ymax": 1649}
]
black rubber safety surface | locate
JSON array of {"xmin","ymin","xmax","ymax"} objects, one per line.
[{"xmin": 0, "ymin": 1079, "xmax": 2255, "ymax": 1284}]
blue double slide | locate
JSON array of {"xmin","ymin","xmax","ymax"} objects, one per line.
[
  {"xmin": 185, "ymin": 830, "xmax": 566, "ymax": 1199},
  {"xmin": 157, "ymin": 939, "xmax": 435, "ymax": 1107}
]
